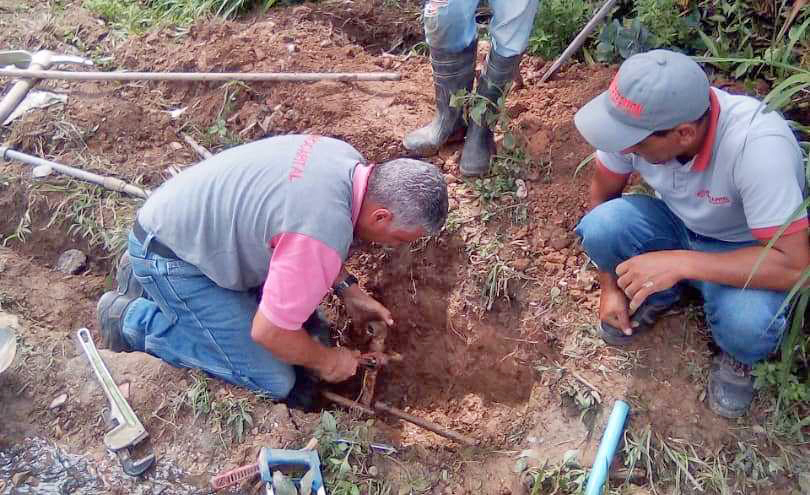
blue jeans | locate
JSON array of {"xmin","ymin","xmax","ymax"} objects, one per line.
[
  {"xmin": 423, "ymin": 0, "xmax": 539, "ymax": 57},
  {"xmin": 575, "ymin": 195, "xmax": 789, "ymax": 365},
  {"xmin": 122, "ymin": 231, "xmax": 296, "ymax": 399}
]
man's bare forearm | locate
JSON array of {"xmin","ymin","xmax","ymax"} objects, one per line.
[
  {"xmin": 250, "ymin": 317, "xmax": 331, "ymax": 371},
  {"xmin": 675, "ymin": 247, "xmax": 804, "ymax": 291}
]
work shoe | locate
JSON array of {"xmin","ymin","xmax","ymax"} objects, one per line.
[
  {"xmin": 459, "ymin": 50, "xmax": 523, "ymax": 177},
  {"xmin": 598, "ymin": 302, "xmax": 673, "ymax": 346},
  {"xmin": 403, "ymin": 39, "xmax": 477, "ymax": 156},
  {"xmin": 96, "ymin": 291, "xmax": 136, "ymax": 352},
  {"xmin": 285, "ymin": 366, "xmax": 321, "ymax": 413},
  {"xmin": 116, "ymin": 251, "xmax": 143, "ymax": 299},
  {"xmin": 708, "ymin": 352, "xmax": 754, "ymax": 418}
]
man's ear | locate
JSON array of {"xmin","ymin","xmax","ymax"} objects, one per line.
[
  {"xmin": 372, "ymin": 208, "xmax": 393, "ymax": 225},
  {"xmin": 675, "ymin": 123, "xmax": 699, "ymax": 146}
]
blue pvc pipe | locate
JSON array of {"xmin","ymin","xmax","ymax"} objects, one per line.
[{"xmin": 585, "ymin": 400, "xmax": 630, "ymax": 495}]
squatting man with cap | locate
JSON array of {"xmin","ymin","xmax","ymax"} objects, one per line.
[
  {"xmin": 96, "ymin": 135, "xmax": 448, "ymax": 406},
  {"xmin": 574, "ymin": 50, "xmax": 808, "ymax": 418},
  {"xmin": 403, "ymin": 0, "xmax": 538, "ymax": 176}
]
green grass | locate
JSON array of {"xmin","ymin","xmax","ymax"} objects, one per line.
[
  {"xmin": 528, "ymin": 0, "xmax": 593, "ymax": 60},
  {"xmin": 83, "ymin": 0, "xmax": 297, "ymax": 34}
]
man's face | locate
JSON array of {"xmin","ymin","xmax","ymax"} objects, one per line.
[{"xmin": 621, "ymin": 132, "xmax": 683, "ymax": 164}]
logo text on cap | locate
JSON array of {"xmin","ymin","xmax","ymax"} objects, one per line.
[{"xmin": 609, "ymin": 76, "xmax": 644, "ymax": 118}]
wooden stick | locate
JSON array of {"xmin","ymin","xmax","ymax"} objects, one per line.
[
  {"xmin": 181, "ymin": 132, "xmax": 213, "ymax": 160},
  {"xmin": 321, "ymin": 391, "xmax": 478, "ymax": 446},
  {"xmin": 540, "ymin": 0, "xmax": 618, "ymax": 82},
  {"xmin": 0, "ymin": 68, "xmax": 402, "ymax": 83}
]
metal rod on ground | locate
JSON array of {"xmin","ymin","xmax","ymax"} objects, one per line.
[
  {"xmin": 540, "ymin": 0, "xmax": 618, "ymax": 83},
  {"xmin": 0, "ymin": 147, "xmax": 150, "ymax": 199},
  {"xmin": 321, "ymin": 391, "xmax": 478, "ymax": 446},
  {"xmin": 0, "ymin": 68, "xmax": 402, "ymax": 83}
]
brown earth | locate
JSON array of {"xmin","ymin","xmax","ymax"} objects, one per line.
[{"xmin": 0, "ymin": 0, "xmax": 804, "ymax": 494}]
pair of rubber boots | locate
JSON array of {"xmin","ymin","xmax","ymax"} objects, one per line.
[{"xmin": 403, "ymin": 40, "xmax": 522, "ymax": 176}]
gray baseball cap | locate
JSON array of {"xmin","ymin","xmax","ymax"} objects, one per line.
[{"xmin": 575, "ymin": 49, "xmax": 710, "ymax": 152}]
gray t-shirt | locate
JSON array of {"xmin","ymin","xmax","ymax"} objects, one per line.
[
  {"xmin": 137, "ymin": 135, "xmax": 364, "ymax": 290},
  {"xmin": 598, "ymin": 88, "xmax": 807, "ymax": 242}
]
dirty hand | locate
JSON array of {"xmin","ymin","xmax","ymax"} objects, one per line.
[
  {"xmin": 343, "ymin": 289, "xmax": 394, "ymax": 328},
  {"xmin": 616, "ymin": 251, "xmax": 685, "ymax": 314},
  {"xmin": 600, "ymin": 284, "xmax": 633, "ymax": 335},
  {"xmin": 318, "ymin": 347, "xmax": 361, "ymax": 383}
]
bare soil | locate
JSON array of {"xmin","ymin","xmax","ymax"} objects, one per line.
[{"xmin": 0, "ymin": 1, "xmax": 805, "ymax": 494}]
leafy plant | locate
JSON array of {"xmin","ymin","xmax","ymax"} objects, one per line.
[
  {"xmin": 528, "ymin": 0, "xmax": 593, "ymax": 60},
  {"xmin": 634, "ymin": 0, "xmax": 700, "ymax": 49},
  {"xmin": 595, "ymin": 18, "xmax": 655, "ymax": 63}
]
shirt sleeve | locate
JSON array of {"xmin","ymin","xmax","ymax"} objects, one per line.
[
  {"xmin": 259, "ymin": 232, "xmax": 343, "ymax": 330},
  {"xmin": 595, "ymin": 150, "xmax": 634, "ymax": 177},
  {"xmin": 735, "ymin": 135, "xmax": 808, "ymax": 240}
]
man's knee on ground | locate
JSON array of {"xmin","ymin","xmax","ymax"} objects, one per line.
[{"xmin": 710, "ymin": 291, "xmax": 787, "ymax": 364}]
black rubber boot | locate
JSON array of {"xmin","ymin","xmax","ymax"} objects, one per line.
[
  {"xmin": 708, "ymin": 352, "xmax": 754, "ymax": 418},
  {"xmin": 96, "ymin": 291, "xmax": 136, "ymax": 352},
  {"xmin": 116, "ymin": 251, "xmax": 144, "ymax": 299},
  {"xmin": 403, "ymin": 39, "xmax": 477, "ymax": 156},
  {"xmin": 459, "ymin": 50, "xmax": 522, "ymax": 177}
]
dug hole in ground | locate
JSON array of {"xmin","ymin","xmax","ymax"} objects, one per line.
[{"xmin": 0, "ymin": 1, "xmax": 806, "ymax": 494}]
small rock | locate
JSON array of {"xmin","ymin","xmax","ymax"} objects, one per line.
[
  {"xmin": 169, "ymin": 141, "xmax": 183, "ymax": 151},
  {"xmin": 368, "ymin": 465, "xmax": 378, "ymax": 477},
  {"xmin": 55, "ymin": 249, "xmax": 86, "ymax": 275},
  {"xmin": 319, "ymin": 39, "xmax": 331, "ymax": 48},
  {"xmin": 286, "ymin": 43, "xmax": 297, "ymax": 54},
  {"xmin": 515, "ymin": 179, "xmax": 528, "ymax": 199},
  {"xmin": 513, "ymin": 258, "xmax": 531, "ymax": 271},
  {"xmin": 118, "ymin": 382, "xmax": 130, "ymax": 400},
  {"xmin": 284, "ymin": 109, "xmax": 300, "ymax": 122},
  {"xmin": 49, "ymin": 393, "xmax": 67, "ymax": 410},
  {"xmin": 380, "ymin": 57, "xmax": 393, "ymax": 70}
]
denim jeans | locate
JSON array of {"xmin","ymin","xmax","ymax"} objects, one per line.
[
  {"xmin": 423, "ymin": 0, "xmax": 538, "ymax": 57},
  {"xmin": 575, "ymin": 195, "xmax": 789, "ymax": 365},
  {"xmin": 122, "ymin": 230, "xmax": 296, "ymax": 399}
]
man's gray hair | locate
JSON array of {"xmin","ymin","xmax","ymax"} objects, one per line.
[{"xmin": 366, "ymin": 158, "xmax": 448, "ymax": 234}]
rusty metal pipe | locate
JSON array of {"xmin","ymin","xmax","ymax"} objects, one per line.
[{"xmin": 321, "ymin": 391, "xmax": 477, "ymax": 446}]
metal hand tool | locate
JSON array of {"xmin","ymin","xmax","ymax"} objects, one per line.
[
  {"xmin": 0, "ymin": 50, "xmax": 93, "ymax": 124},
  {"xmin": 76, "ymin": 328, "xmax": 155, "ymax": 476}
]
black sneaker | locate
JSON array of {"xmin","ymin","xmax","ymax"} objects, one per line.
[
  {"xmin": 116, "ymin": 252, "xmax": 143, "ymax": 299},
  {"xmin": 285, "ymin": 366, "xmax": 321, "ymax": 412},
  {"xmin": 598, "ymin": 302, "xmax": 673, "ymax": 346},
  {"xmin": 708, "ymin": 352, "xmax": 754, "ymax": 418},
  {"xmin": 96, "ymin": 291, "xmax": 136, "ymax": 352}
]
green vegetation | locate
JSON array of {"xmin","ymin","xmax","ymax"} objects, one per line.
[
  {"xmin": 83, "ymin": 0, "xmax": 303, "ymax": 34},
  {"xmin": 528, "ymin": 0, "xmax": 592, "ymax": 60}
]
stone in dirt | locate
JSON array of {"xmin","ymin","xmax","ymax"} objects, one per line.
[
  {"xmin": 49, "ymin": 393, "xmax": 67, "ymax": 410},
  {"xmin": 55, "ymin": 249, "xmax": 87, "ymax": 275}
]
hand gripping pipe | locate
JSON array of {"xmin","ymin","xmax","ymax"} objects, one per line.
[{"xmin": 585, "ymin": 400, "xmax": 630, "ymax": 495}]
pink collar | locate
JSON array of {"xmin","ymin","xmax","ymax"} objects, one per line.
[
  {"xmin": 691, "ymin": 89, "xmax": 721, "ymax": 172},
  {"xmin": 351, "ymin": 163, "xmax": 373, "ymax": 226}
]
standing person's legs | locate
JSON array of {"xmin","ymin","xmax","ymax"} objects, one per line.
[
  {"xmin": 404, "ymin": 0, "xmax": 480, "ymax": 155},
  {"xmin": 688, "ymin": 235, "xmax": 789, "ymax": 417},
  {"xmin": 121, "ymin": 230, "xmax": 296, "ymax": 399},
  {"xmin": 575, "ymin": 195, "xmax": 690, "ymax": 342},
  {"xmin": 423, "ymin": 0, "xmax": 480, "ymax": 53},
  {"xmin": 488, "ymin": 0, "xmax": 539, "ymax": 57},
  {"xmin": 458, "ymin": 0, "xmax": 537, "ymax": 176}
]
